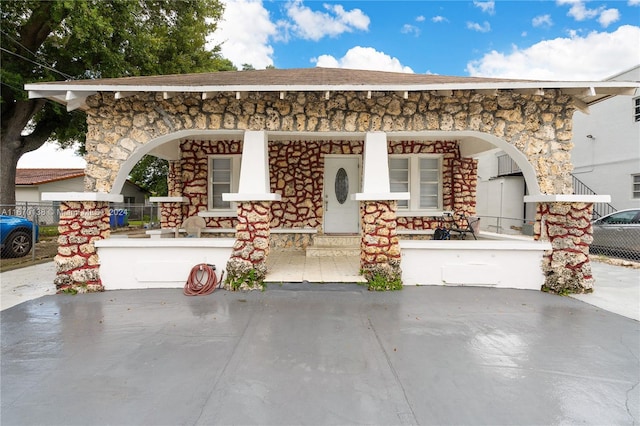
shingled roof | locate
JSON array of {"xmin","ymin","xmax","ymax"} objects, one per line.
[
  {"xmin": 16, "ymin": 169, "xmax": 84, "ymax": 185},
  {"xmin": 26, "ymin": 67, "xmax": 639, "ymax": 112}
]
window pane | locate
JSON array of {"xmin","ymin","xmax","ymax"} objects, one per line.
[
  {"xmin": 211, "ymin": 158, "xmax": 232, "ymax": 209},
  {"xmin": 389, "ymin": 157, "xmax": 409, "ymax": 209},
  {"xmin": 419, "ymin": 158, "xmax": 440, "ymax": 209}
]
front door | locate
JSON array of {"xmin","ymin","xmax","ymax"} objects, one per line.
[{"xmin": 323, "ymin": 156, "xmax": 360, "ymax": 234}]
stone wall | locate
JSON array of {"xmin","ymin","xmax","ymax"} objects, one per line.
[
  {"xmin": 225, "ymin": 202, "xmax": 271, "ymax": 290},
  {"xmin": 174, "ymin": 138, "xmax": 474, "ymax": 234},
  {"xmin": 83, "ymin": 89, "xmax": 575, "ymax": 196},
  {"xmin": 535, "ymin": 202, "xmax": 595, "ymax": 293},
  {"xmin": 55, "ymin": 201, "xmax": 110, "ymax": 292},
  {"xmin": 360, "ymin": 201, "xmax": 402, "ymax": 289}
]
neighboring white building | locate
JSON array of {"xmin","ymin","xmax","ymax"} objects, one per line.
[
  {"xmin": 570, "ymin": 65, "xmax": 640, "ymax": 212},
  {"xmin": 476, "ymin": 65, "xmax": 640, "ymax": 231},
  {"xmin": 14, "ymin": 168, "xmax": 149, "ymax": 224}
]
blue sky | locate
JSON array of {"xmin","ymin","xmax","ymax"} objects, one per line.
[
  {"xmin": 211, "ymin": 0, "xmax": 640, "ymax": 79},
  {"xmin": 19, "ymin": 0, "xmax": 640, "ymax": 168}
]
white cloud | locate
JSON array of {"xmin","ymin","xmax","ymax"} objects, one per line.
[
  {"xmin": 598, "ymin": 8, "xmax": 620, "ymax": 27},
  {"xmin": 416, "ymin": 15, "xmax": 426, "ymax": 22},
  {"xmin": 432, "ymin": 15, "xmax": 449, "ymax": 23},
  {"xmin": 557, "ymin": 0, "xmax": 602, "ymax": 21},
  {"xmin": 312, "ymin": 46, "xmax": 414, "ymax": 73},
  {"xmin": 473, "ymin": 1, "xmax": 495, "ymax": 15},
  {"xmin": 467, "ymin": 21, "xmax": 491, "ymax": 32},
  {"xmin": 401, "ymin": 24, "xmax": 420, "ymax": 36},
  {"xmin": 285, "ymin": 0, "xmax": 369, "ymax": 41},
  {"xmin": 532, "ymin": 14, "xmax": 553, "ymax": 28},
  {"xmin": 630, "ymin": 0, "xmax": 640, "ymax": 6},
  {"xmin": 466, "ymin": 25, "xmax": 640, "ymax": 80},
  {"xmin": 209, "ymin": 0, "xmax": 277, "ymax": 69}
]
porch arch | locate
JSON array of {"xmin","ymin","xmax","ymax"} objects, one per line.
[
  {"xmin": 386, "ymin": 130, "xmax": 542, "ymax": 197},
  {"xmin": 110, "ymin": 129, "xmax": 244, "ymax": 195}
]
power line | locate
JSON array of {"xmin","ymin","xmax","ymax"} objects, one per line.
[{"xmin": 0, "ymin": 47, "xmax": 73, "ymax": 80}]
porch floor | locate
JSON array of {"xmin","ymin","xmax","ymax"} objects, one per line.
[{"xmin": 265, "ymin": 250, "xmax": 366, "ymax": 283}]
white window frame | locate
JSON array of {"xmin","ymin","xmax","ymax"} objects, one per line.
[
  {"xmin": 207, "ymin": 154, "xmax": 241, "ymax": 215},
  {"xmin": 633, "ymin": 174, "xmax": 640, "ymax": 199},
  {"xmin": 389, "ymin": 154, "xmax": 444, "ymax": 215}
]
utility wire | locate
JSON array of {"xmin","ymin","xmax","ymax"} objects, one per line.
[{"xmin": 0, "ymin": 47, "xmax": 73, "ymax": 80}]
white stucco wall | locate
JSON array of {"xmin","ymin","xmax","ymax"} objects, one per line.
[{"xmin": 571, "ymin": 66, "xmax": 640, "ymax": 211}]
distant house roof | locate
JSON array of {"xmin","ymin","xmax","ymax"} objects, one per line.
[
  {"xmin": 25, "ymin": 67, "xmax": 640, "ymax": 112},
  {"xmin": 16, "ymin": 168, "xmax": 149, "ymax": 193},
  {"xmin": 16, "ymin": 168, "xmax": 84, "ymax": 185}
]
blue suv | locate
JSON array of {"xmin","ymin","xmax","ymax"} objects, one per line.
[{"xmin": 0, "ymin": 215, "xmax": 39, "ymax": 258}]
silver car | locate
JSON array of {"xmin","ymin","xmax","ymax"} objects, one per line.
[{"xmin": 591, "ymin": 209, "xmax": 640, "ymax": 261}]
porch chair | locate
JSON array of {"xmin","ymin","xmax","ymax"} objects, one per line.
[{"xmin": 175, "ymin": 216, "xmax": 207, "ymax": 238}]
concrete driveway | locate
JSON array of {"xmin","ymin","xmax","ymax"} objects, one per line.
[{"xmin": 2, "ymin": 282, "xmax": 639, "ymax": 425}]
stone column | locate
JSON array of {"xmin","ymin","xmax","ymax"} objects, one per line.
[
  {"xmin": 535, "ymin": 202, "xmax": 595, "ymax": 294},
  {"xmin": 225, "ymin": 201, "xmax": 271, "ymax": 290},
  {"xmin": 360, "ymin": 200, "xmax": 402, "ymax": 290},
  {"xmin": 55, "ymin": 201, "xmax": 110, "ymax": 293}
]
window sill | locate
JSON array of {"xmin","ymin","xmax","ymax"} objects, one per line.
[
  {"xmin": 198, "ymin": 210, "xmax": 238, "ymax": 218},
  {"xmin": 396, "ymin": 210, "xmax": 449, "ymax": 217}
]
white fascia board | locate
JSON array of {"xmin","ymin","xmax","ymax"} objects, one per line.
[
  {"xmin": 524, "ymin": 194, "xmax": 611, "ymax": 203},
  {"xmin": 41, "ymin": 192, "xmax": 123, "ymax": 202},
  {"xmin": 24, "ymin": 81, "xmax": 640, "ymax": 96}
]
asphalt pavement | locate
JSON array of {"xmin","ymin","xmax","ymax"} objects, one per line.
[{"xmin": 0, "ymin": 260, "xmax": 638, "ymax": 425}]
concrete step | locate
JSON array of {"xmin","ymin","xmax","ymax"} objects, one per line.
[
  {"xmin": 312, "ymin": 235, "xmax": 361, "ymax": 247},
  {"xmin": 306, "ymin": 235, "xmax": 361, "ymax": 257}
]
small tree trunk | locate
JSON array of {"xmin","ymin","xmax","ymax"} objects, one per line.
[{"xmin": 0, "ymin": 141, "xmax": 20, "ymax": 207}]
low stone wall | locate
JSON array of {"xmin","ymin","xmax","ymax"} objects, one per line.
[{"xmin": 55, "ymin": 201, "xmax": 110, "ymax": 292}]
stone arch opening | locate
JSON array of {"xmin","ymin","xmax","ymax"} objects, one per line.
[
  {"xmin": 387, "ymin": 130, "xmax": 542, "ymax": 197},
  {"xmin": 110, "ymin": 129, "xmax": 244, "ymax": 195}
]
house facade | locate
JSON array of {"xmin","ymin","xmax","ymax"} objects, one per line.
[{"xmin": 25, "ymin": 68, "xmax": 639, "ymax": 294}]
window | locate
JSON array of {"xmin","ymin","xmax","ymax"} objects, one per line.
[
  {"xmin": 633, "ymin": 174, "xmax": 640, "ymax": 199},
  {"xmin": 208, "ymin": 155, "xmax": 241, "ymax": 211},
  {"xmin": 635, "ymin": 98, "xmax": 640, "ymax": 122},
  {"xmin": 389, "ymin": 155, "xmax": 443, "ymax": 212}
]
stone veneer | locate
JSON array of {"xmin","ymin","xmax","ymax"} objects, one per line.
[
  {"xmin": 170, "ymin": 138, "xmax": 475, "ymax": 233},
  {"xmin": 360, "ymin": 201, "xmax": 402, "ymax": 286},
  {"xmin": 226, "ymin": 202, "xmax": 271, "ymax": 290},
  {"xmin": 72, "ymin": 88, "xmax": 587, "ymax": 293},
  {"xmin": 55, "ymin": 201, "xmax": 110, "ymax": 292},
  {"xmin": 536, "ymin": 202, "xmax": 595, "ymax": 293},
  {"xmin": 84, "ymin": 90, "xmax": 574, "ymax": 196}
]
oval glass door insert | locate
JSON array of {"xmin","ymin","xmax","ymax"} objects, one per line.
[{"xmin": 335, "ymin": 167, "xmax": 349, "ymax": 204}]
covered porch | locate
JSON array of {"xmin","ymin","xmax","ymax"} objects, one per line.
[{"xmin": 26, "ymin": 68, "xmax": 639, "ymax": 294}]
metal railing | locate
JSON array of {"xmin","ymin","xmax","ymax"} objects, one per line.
[{"xmin": 571, "ymin": 174, "xmax": 617, "ymax": 219}]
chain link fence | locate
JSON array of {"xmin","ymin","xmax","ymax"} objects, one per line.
[
  {"xmin": 477, "ymin": 214, "xmax": 640, "ymax": 262},
  {"xmin": 0, "ymin": 202, "xmax": 160, "ymax": 266}
]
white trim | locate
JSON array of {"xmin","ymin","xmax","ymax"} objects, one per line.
[
  {"xmin": 222, "ymin": 193, "xmax": 282, "ymax": 202},
  {"xmin": 353, "ymin": 192, "xmax": 411, "ymax": 201},
  {"xmin": 524, "ymin": 194, "xmax": 611, "ymax": 203},
  {"xmin": 25, "ymin": 81, "xmax": 639, "ymax": 94},
  {"xmin": 149, "ymin": 196, "xmax": 189, "ymax": 203},
  {"xmin": 41, "ymin": 192, "xmax": 123, "ymax": 202},
  {"xmin": 208, "ymin": 154, "xmax": 241, "ymax": 210},
  {"xmin": 198, "ymin": 210, "xmax": 238, "ymax": 218}
]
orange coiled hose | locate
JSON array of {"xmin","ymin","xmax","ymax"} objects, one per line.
[{"xmin": 184, "ymin": 264, "xmax": 224, "ymax": 296}]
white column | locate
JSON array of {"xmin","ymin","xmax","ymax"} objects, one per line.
[
  {"xmin": 223, "ymin": 131, "xmax": 281, "ymax": 202},
  {"xmin": 355, "ymin": 132, "xmax": 409, "ymax": 201}
]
